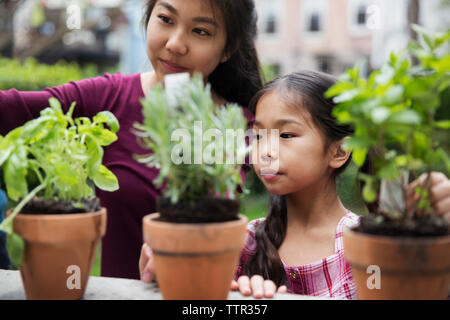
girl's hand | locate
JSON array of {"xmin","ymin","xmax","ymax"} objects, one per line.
[
  {"xmin": 407, "ymin": 172, "xmax": 450, "ymax": 222},
  {"xmin": 139, "ymin": 243, "xmax": 156, "ymax": 283},
  {"xmin": 231, "ymin": 275, "xmax": 287, "ymax": 298}
]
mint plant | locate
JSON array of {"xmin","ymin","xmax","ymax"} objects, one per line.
[
  {"xmin": 134, "ymin": 74, "xmax": 249, "ymax": 204},
  {"xmin": 326, "ymin": 26, "xmax": 449, "ymax": 231},
  {"xmin": 0, "ymin": 98, "xmax": 119, "ymax": 234}
]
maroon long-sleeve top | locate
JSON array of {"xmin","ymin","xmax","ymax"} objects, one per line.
[{"xmin": 0, "ymin": 72, "xmax": 252, "ymax": 279}]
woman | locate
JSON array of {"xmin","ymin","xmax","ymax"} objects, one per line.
[{"xmin": 0, "ymin": 0, "xmax": 263, "ymax": 279}]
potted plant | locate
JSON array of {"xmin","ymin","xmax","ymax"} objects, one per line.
[
  {"xmin": 135, "ymin": 74, "xmax": 249, "ymax": 300},
  {"xmin": 326, "ymin": 26, "xmax": 450, "ymax": 299},
  {"xmin": 0, "ymin": 98, "xmax": 119, "ymax": 299}
]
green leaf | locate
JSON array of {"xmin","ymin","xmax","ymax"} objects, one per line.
[
  {"xmin": 48, "ymin": 97, "xmax": 63, "ymax": 114},
  {"xmin": 362, "ymin": 181, "xmax": 377, "ymax": 203},
  {"xmin": 394, "ymin": 155, "xmax": 408, "ymax": 167},
  {"xmin": 0, "ymin": 217, "xmax": 13, "ymax": 236},
  {"xmin": 371, "ymin": 106, "xmax": 391, "ymax": 124},
  {"xmin": 85, "ymin": 136, "xmax": 103, "ymax": 175},
  {"xmin": 94, "ymin": 111, "xmax": 120, "ymax": 133},
  {"xmin": 0, "ymin": 144, "xmax": 13, "ymax": 167},
  {"xmin": 92, "ymin": 165, "xmax": 119, "ymax": 192},
  {"xmin": 383, "ymin": 85, "xmax": 404, "ymax": 105},
  {"xmin": 352, "ymin": 148, "xmax": 368, "ymax": 167},
  {"xmin": 325, "ymin": 81, "xmax": 355, "ymax": 98},
  {"xmin": 20, "ymin": 116, "xmax": 52, "ymax": 140},
  {"xmin": 97, "ymin": 130, "xmax": 118, "ymax": 146},
  {"xmin": 5, "ymin": 232, "xmax": 24, "ymax": 268},
  {"xmin": 54, "ymin": 162, "xmax": 78, "ymax": 185},
  {"xmin": 390, "ymin": 110, "xmax": 421, "ymax": 125},
  {"xmin": 377, "ymin": 162, "xmax": 399, "ymax": 180},
  {"xmin": 4, "ymin": 147, "xmax": 28, "ymax": 201},
  {"xmin": 343, "ymin": 137, "xmax": 374, "ymax": 151},
  {"xmin": 435, "ymin": 120, "xmax": 450, "ymax": 129},
  {"xmin": 333, "ymin": 88, "xmax": 360, "ymax": 103}
]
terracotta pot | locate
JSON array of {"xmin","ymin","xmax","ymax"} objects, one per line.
[
  {"xmin": 344, "ymin": 227, "xmax": 450, "ymax": 300},
  {"xmin": 143, "ymin": 213, "xmax": 248, "ymax": 300},
  {"xmin": 10, "ymin": 208, "xmax": 107, "ymax": 300}
]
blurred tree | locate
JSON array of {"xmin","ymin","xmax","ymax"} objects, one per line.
[
  {"xmin": 408, "ymin": 0, "xmax": 420, "ymax": 41},
  {"xmin": 408, "ymin": 0, "xmax": 420, "ymax": 65},
  {"xmin": 0, "ymin": 0, "xmax": 25, "ymax": 57}
]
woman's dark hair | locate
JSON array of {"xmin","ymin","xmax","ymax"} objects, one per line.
[
  {"xmin": 243, "ymin": 70, "xmax": 354, "ymax": 286},
  {"xmin": 142, "ymin": 0, "xmax": 263, "ymax": 107}
]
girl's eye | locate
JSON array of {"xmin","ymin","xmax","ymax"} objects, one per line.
[
  {"xmin": 193, "ymin": 28, "xmax": 211, "ymax": 36},
  {"xmin": 158, "ymin": 15, "xmax": 173, "ymax": 24},
  {"xmin": 280, "ymin": 133, "xmax": 296, "ymax": 139}
]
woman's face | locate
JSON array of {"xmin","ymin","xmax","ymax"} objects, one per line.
[{"xmin": 146, "ymin": 0, "xmax": 228, "ymax": 83}]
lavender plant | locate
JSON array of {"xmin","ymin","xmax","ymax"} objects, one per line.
[{"xmin": 134, "ymin": 74, "xmax": 250, "ymax": 204}]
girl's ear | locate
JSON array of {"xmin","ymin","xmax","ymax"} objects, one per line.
[{"xmin": 328, "ymin": 137, "xmax": 351, "ymax": 169}]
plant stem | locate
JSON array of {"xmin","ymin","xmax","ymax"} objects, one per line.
[{"xmin": 0, "ymin": 183, "xmax": 46, "ymax": 234}]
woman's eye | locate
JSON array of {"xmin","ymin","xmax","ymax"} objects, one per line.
[
  {"xmin": 252, "ymin": 132, "xmax": 262, "ymax": 141},
  {"xmin": 193, "ymin": 28, "xmax": 211, "ymax": 36},
  {"xmin": 280, "ymin": 133, "xmax": 296, "ymax": 139},
  {"xmin": 158, "ymin": 15, "xmax": 173, "ymax": 24}
]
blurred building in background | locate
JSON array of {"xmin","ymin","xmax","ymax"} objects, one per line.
[
  {"xmin": 254, "ymin": 0, "xmax": 450, "ymax": 76},
  {"xmin": 370, "ymin": 0, "xmax": 449, "ymax": 68},
  {"xmin": 0, "ymin": 0, "xmax": 449, "ymax": 76},
  {"xmin": 255, "ymin": 0, "xmax": 374, "ymax": 76}
]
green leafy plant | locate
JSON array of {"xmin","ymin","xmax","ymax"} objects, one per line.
[
  {"xmin": 326, "ymin": 26, "xmax": 450, "ymax": 229},
  {"xmin": 134, "ymin": 74, "xmax": 249, "ymax": 204},
  {"xmin": 0, "ymin": 98, "xmax": 119, "ymax": 234}
]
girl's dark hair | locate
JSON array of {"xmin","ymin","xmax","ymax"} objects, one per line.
[
  {"xmin": 243, "ymin": 70, "xmax": 354, "ymax": 286},
  {"xmin": 142, "ymin": 0, "xmax": 263, "ymax": 107}
]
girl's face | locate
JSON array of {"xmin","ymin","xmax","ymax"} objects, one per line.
[
  {"xmin": 146, "ymin": 0, "xmax": 228, "ymax": 83},
  {"xmin": 252, "ymin": 91, "xmax": 334, "ymax": 195}
]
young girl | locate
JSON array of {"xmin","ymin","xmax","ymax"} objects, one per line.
[
  {"xmin": 0, "ymin": 0, "xmax": 262, "ymax": 279},
  {"xmin": 229, "ymin": 71, "xmax": 450, "ymax": 300},
  {"xmin": 230, "ymin": 70, "xmax": 358, "ymax": 299}
]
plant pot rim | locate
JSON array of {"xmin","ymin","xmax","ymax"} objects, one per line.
[
  {"xmin": 11, "ymin": 208, "xmax": 107, "ymax": 243},
  {"xmin": 8, "ymin": 207, "xmax": 106, "ymax": 221},
  {"xmin": 143, "ymin": 212, "xmax": 248, "ymax": 230},
  {"xmin": 344, "ymin": 225, "xmax": 450, "ymax": 244}
]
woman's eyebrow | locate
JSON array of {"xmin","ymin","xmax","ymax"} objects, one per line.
[
  {"xmin": 158, "ymin": 2, "xmax": 178, "ymax": 15},
  {"xmin": 157, "ymin": 2, "xmax": 218, "ymax": 27}
]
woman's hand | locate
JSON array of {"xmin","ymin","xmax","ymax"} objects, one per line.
[
  {"xmin": 407, "ymin": 172, "xmax": 450, "ymax": 221},
  {"xmin": 231, "ymin": 275, "xmax": 287, "ymax": 298},
  {"xmin": 139, "ymin": 243, "xmax": 156, "ymax": 283}
]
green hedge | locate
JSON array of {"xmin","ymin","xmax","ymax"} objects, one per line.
[{"xmin": 0, "ymin": 56, "xmax": 98, "ymax": 91}]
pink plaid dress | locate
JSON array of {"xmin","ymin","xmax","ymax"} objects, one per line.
[{"xmin": 235, "ymin": 210, "xmax": 361, "ymax": 299}]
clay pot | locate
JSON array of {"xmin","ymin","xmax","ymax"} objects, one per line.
[
  {"xmin": 344, "ymin": 227, "xmax": 450, "ymax": 300},
  {"xmin": 142, "ymin": 213, "xmax": 248, "ymax": 300},
  {"xmin": 11, "ymin": 208, "xmax": 107, "ymax": 300}
]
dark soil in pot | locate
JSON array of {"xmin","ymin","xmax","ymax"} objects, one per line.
[
  {"xmin": 355, "ymin": 213, "xmax": 449, "ymax": 237},
  {"xmin": 157, "ymin": 197, "xmax": 240, "ymax": 223},
  {"xmin": 19, "ymin": 196, "xmax": 101, "ymax": 215}
]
